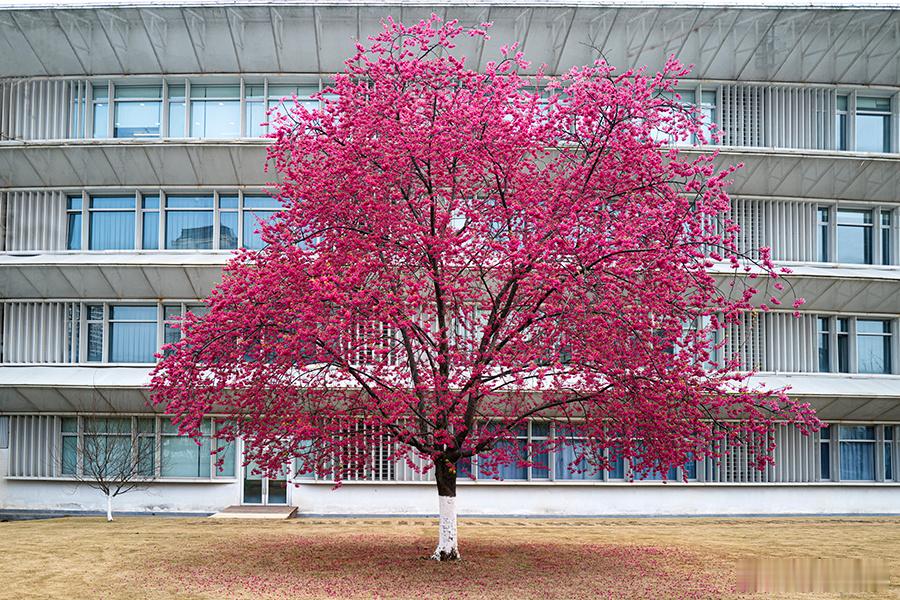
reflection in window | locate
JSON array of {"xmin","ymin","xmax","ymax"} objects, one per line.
[
  {"xmin": 839, "ymin": 425, "xmax": 875, "ymax": 481},
  {"xmin": 165, "ymin": 195, "xmax": 214, "ymax": 250},
  {"xmin": 857, "ymin": 319, "xmax": 891, "ymax": 375},
  {"xmin": 89, "ymin": 196, "xmax": 135, "ymax": 250},
  {"xmin": 242, "ymin": 196, "xmax": 281, "ymax": 250},
  {"xmin": 113, "ymin": 86, "xmax": 161, "ymax": 138},
  {"xmin": 190, "ymin": 85, "xmax": 240, "ymax": 138}
]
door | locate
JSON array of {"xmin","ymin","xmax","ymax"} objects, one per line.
[{"xmin": 242, "ymin": 461, "xmax": 289, "ymax": 505}]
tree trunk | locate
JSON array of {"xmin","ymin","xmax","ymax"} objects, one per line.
[
  {"xmin": 106, "ymin": 491, "xmax": 114, "ymax": 522},
  {"xmin": 431, "ymin": 458, "xmax": 460, "ymax": 561}
]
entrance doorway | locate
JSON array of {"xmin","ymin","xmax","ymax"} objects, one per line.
[{"xmin": 242, "ymin": 461, "xmax": 289, "ymax": 505}]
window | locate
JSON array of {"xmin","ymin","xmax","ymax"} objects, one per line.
[
  {"xmin": 160, "ymin": 418, "xmax": 235, "ymax": 478},
  {"xmin": 60, "ymin": 417, "xmax": 78, "ymax": 475},
  {"xmin": 92, "ymin": 84, "xmax": 109, "ymax": 138},
  {"xmin": 219, "ymin": 195, "xmax": 239, "ymax": 249},
  {"xmin": 162, "ymin": 303, "xmax": 207, "ymax": 356},
  {"xmin": 492, "ymin": 424, "xmax": 528, "ymax": 480},
  {"xmin": 817, "ymin": 317, "xmax": 830, "ymax": 373},
  {"xmin": 88, "ymin": 196, "xmax": 135, "ymax": 250},
  {"xmin": 837, "ymin": 318, "xmax": 850, "ymax": 373},
  {"xmin": 64, "ymin": 190, "xmax": 276, "ymax": 251},
  {"xmin": 835, "ymin": 95, "xmax": 848, "ymax": 151},
  {"xmin": 245, "ymin": 85, "xmax": 266, "ymax": 138},
  {"xmin": 167, "ymin": 85, "xmax": 186, "ymax": 137},
  {"xmin": 820, "ymin": 425, "xmax": 831, "ymax": 480},
  {"xmin": 242, "ymin": 195, "xmax": 281, "ymax": 250},
  {"xmin": 141, "ymin": 195, "xmax": 160, "ymax": 250},
  {"xmin": 85, "ymin": 303, "xmax": 158, "ymax": 364},
  {"xmin": 817, "ymin": 207, "xmax": 829, "ymax": 262},
  {"xmin": 839, "ymin": 425, "xmax": 876, "ymax": 481},
  {"xmin": 57, "ymin": 416, "xmax": 229, "ymax": 480},
  {"xmin": 836, "ymin": 208, "xmax": 873, "ymax": 264},
  {"xmin": 86, "ymin": 304, "xmax": 104, "ymax": 362},
  {"xmin": 855, "ymin": 96, "xmax": 891, "ymax": 153},
  {"xmin": 882, "ymin": 211, "xmax": 893, "ymax": 265},
  {"xmin": 113, "ymin": 86, "xmax": 161, "ymax": 138},
  {"xmin": 108, "ymin": 305, "xmax": 157, "ymax": 363},
  {"xmin": 857, "ymin": 319, "xmax": 891, "ymax": 375},
  {"xmin": 190, "ymin": 85, "xmax": 240, "ymax": 138},
  {"xmin": 66, "ymin": 195, "xmax": 82, "ymax": 250},
  {"xmin": 885, "ymin": 426, "xmax": 894, "ymax": 481},
  {"xmin": 0, "ymin": 415, "xmax": 8, "ymax": 450},
  {"xmin": 165, "ymin": 195, "xmax": 214, "ymax": 250},
  {"xmin": 554, "ymin": 433, "xmax": 604, "ymax": 481},
  {"xmin": 819, "ymin": 316, "xmax": 888, "ymax": 374},
  {"xmin": 699, "ymin": 90, "xmax": 717, "ymax": 144},
  {"xmin": 60, "ymin": 417, "xmax": 155, "ymax": 478}
]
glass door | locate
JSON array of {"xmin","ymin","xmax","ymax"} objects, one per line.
[{"xmin": 242, "ymin": 461, "xmax": 289, "ymax": 505}]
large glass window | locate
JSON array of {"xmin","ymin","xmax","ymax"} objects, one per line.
[
  {"xmin": 60, "ymin": 417, "xmax": 155, "ymax": 478},
  {"xmin": 242, "ymin": 195, "xmax": 281, "ymax": 250},
  {"xmin": 160, "ymin": 418, "xmax": 235, "ymax": 478},
  {"xmin": 839, "ymin": 425, "xmax": 876, "ymax": 481},
  {"xmin": 190, "ymin": 85, "xmax": 240, "ymax": 138},
  {"xmin": 554, "ymin": 435, "xmax": 604, "ymax": 481},
  {"xmin": 836, "ymin": 208, "xmax": 873, "ymax": 264},
  {"xmin": 113, "ymin": 86, "xmax": 161, "ymax": 138},
  {"xmin": 857, "ymin": 319, "xmax": 892, "ymax": 375},
  {"xmin": 88, "ymin": 196, "xmax": 135, "ymax": 250},
  {"xmin": 882, "ymin": 211, "xmax": 893, "ymax": 265},
  {"xmin": 108, "ymin": 305, "xmax": 157, "ymax": 363},
  {"xmin": 855, "ymin": 96, "xmax": 891, "ymax": 153},
  {"xmin": 165, "ymin": 195, "xmax": 215, "ymax": 249},
  {"xmin": 66, "ymin": 195, "xmax": 82, "ymax": 250}
]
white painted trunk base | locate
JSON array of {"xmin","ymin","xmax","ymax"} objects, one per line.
[
  {"xmin": 106, "ymin": 492, "xmax": 113, "ymax": 522},
  {"xmin": 431, "ymin": 495, "xmax": 460, "ymax": 560}
]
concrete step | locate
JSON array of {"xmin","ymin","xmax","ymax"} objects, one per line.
[{"xmin": 210, "ymin": 505, "xmax": 298, "ymax": 519}]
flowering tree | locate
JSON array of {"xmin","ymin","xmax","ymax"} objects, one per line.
[{"xmin": 151, "ymin": 16, "xmax": 819, "ymax": 560}]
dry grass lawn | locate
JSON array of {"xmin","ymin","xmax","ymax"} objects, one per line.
[{"xmin": 1, "ymin": 515, "xmax": 899, "ymax": 599}]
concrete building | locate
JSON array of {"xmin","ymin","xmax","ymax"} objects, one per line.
[{"xmin": 1, "ymin": 1, "xmax": 900, "ymax": 517}]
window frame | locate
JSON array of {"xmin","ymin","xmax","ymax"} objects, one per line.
[
  {"xmin": 815, "ymin": 204, "xmax": 895, "ymax": 265},
  {"xmin": 817, "ymin": 315, "xmax": 897, "ymax": 375},
  {"xmin": 55, "ymin": 415, "xmax": 235, "ymax": 481},
  {"xmin": 63, "ymin": 189, "xmax": 282, "ymax": 252}
]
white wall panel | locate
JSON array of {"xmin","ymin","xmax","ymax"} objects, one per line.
[{"xmin": 2, "ymin": 190, "xmax": 67, "ymax": 252}]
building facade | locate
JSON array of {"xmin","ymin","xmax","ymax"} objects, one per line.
[{"xmin": 1, "ymin": 1, "xmax": 900, "ymax": 516}]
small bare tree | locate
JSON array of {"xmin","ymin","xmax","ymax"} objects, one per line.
[{"xmin": 61, "ymin": 415, "xmax": 158, "ymax": 521}]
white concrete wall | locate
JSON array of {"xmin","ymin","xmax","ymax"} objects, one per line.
[
  {"xmin": 6, "ymin": 462, "xmax": 899, "ymax": 517},
  {"xmin": 293, "ymin": 482, "xmax": 900, "ymax": 516}
]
